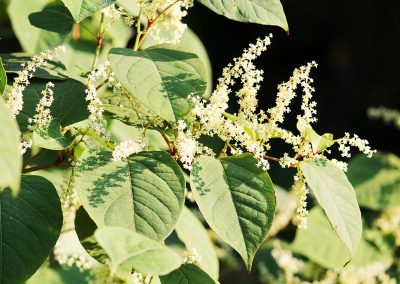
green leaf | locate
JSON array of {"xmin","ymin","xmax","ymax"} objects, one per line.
[
  {"xmin": 1, "ymin": 53, "xmax": 68, "ymax": 80},
  {"xmin": 142, "ymin": 28, "xmax": 213, "ymax": 99},
  {"xmin": 29, "ymin": 3, "xmax": 75, "ymax": 34},
  {"xmin": 109, "ymin": 120, "xmax": 168, "ymax": 150},
  {"xmin": 175, "ymin": 207, "xmax": 219, "ymax": 279},
  {"xmin": 75, "ymin": 206, "xmax": 109, "ymax": 264},
  {"xmin": 0, "ymin": 98, "xmax": 21, "ymax": 195},
  {"xmin": 0, "ymin": 175, "xmax": 63, "ymax": 284},
  {"xmin": 16, "ymin": 79, "xmax": 89, "ymax": 132},
  {"xmin": 190, "ymin": 154, "xmax": 275, "ymax": 271},
  {"xmin": 0, "ymin": 58, "xmax": 6, "ymax": 95},
  {"xmin": 116, "ymin": 0, "xmax": 139, "ymax": 15},
  {"xmin": 300, "ymin": 157, "xmax": 362, "ymax": 257},
  {"xmin": 75, "ymin": 150, "xmax": 185, "ymax": 241},
  {"xmin": 27, "ymin": 266, "xmax": 92, "ymax": 284},
  {"xmin": 197, "ymin": 0, "xmax": 288, "ymax": 30},
  {"xmin": 303, "ymin": 126, "xmax": 334, "ymax": 154},
  {"xmin": 60, "ymin": 39, "xmax": 105, "ymax": 80},
  {"xmin": 95, "ymin": 226, "xmax": 182, "ymax": 275},
  {"xmin": 160, "ymin": 264, "xmax": 218, "ymax": 284},
  {"xmin": 291, "ymin": 207, "xmax": 392, "ymax": 269},
  {"xmin": 108, "ymin": 45, "xmax": 207, "ymax": 122},
  {"xmin": 62, "ymin": 0, "xmax": 116, "ymax": 23},
  {"xmin": 33, "ymin": 119, "xmax": 74, "ymax": 150},
  {"xmin": 347, "ymin": 152, "xmax": 400, "ymax": 210},
  {"xmin": 7, "ymin": 0, "xmax": 66, "ymax": 53}
]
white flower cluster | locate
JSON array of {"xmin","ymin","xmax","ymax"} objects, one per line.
[
  {"xmin": 6, "ymin": 45, "xmax": 65, "ymax": 117},
  {"xmin": 279, "ymin": 153, "xmax": 298, "ymax": 168},
  {"xmin": 271, "ymin": 241, "xmax": 304, "ymax": 283},
  {"xmin": 191, "ymin": 35, "xmax": 273, "ymax": 170},
  {"xmin": 54, "ymin": 252, "xmax": 92, "ymax": 272},
  {"xmin": 102, "ymin": 4, "xmax": 134, "ymax": 27},
  {"xmin": 132, "ymin": 272, "xmax": 152, "ymax": 284},
  {"xmin": 330, "ymin": 158, "xmax": 348, "ymax": 172},
  {"xmin": 28, "ymin": 81, "xmax": 55, "ymax": 129},
  {"xmin": 19, "ymin": 139, "xmax": 32, "ymax": 155},
  {"xmin": 268, "ymin": 61, "xmax": 318, "ymax": 128},
  {"xmin": 185, "ymin": 37, "xmax": 376, "ymax": 227},
  {"xmin": 182, "ymin": 248, "xmax": 201, "ymax": 264},
  {"xmin": 338, "ymin": 132, "xmax": 376, "ymax": 158},
  {"xmin": 293, "ymin": 172, "xmax": 309, "ymax": 229},
  {"xmin": 112, "ymin": 140, "xmax": 144, "ymax": 161},
  {"xmin": 337, "ymin": 262, "xmax": 395, "ymax": 284},
  {"xmin": 86, "ymin": 62, "xmax": 112, "ymax": 140},
  {"xmin": 368, "ymin": 106, "xmax": 400, "ymax": 129},
  {"xmin": 175, "ymin": 120, "xmax": 197, "ymax": 169},
  {"xmin": 139, "ymin": 0, "xmax": 193, "ymax": 44}
]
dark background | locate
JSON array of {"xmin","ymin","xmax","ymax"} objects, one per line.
[
  {"xmin": 1, "ymin": 0, "xmax": 399, "ymax": 154},
  {"xmin": 186, "ymin": 1, "xmax": 400, "ymax": 281},
  {"xmin": 186, "ymin": 0, "xmax": 400, "ymax": 156}
]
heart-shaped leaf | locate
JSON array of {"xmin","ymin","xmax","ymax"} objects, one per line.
[
  {"xmin": 190, "ymin": 154, "xmax": 275, "ymax": 271},
  {"xmin": 160, "ymin": 264, "xmax": 218, "ymax": 284},
  {"xmin": 96, "ymin": 227, "xmax": 182, "ymax": 275},
  {"xmin": 108, "ymin": 46, "xmax": 207, "ymax": 122},
  {"xmin": 75, "ymin": 150, "xmax": 185, "ymax": 241},
  {"xmin": 0, "ymin": 175, "xmax": 63, "ymax": 283},
  {"xmin": 29, "ymin": 3, "xmax": 75, "ymax": 34}
]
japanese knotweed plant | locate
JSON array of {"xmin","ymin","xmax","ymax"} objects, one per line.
[{"xmin": 0, "ymin": 0, "xmax": 380, "ymax": 283}]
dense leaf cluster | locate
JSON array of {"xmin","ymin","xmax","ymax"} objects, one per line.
[{"xmin": 0, "ymin": 0, "xmax": 399, "ymax": 283}]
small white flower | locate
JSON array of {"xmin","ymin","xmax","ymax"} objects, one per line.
[
  {"xmin": 28, "ymin": 81, "xmax": 55, "ymax": 129},
  {"xmin": 182, "ymin": 248, "xmax": 201, "ymax": 264},
  {"xmin": 6, "ymin": 45, "xmax": 65, "ymax": 117},
  {"xmin": 112, "ymin": 140, "xmax": 144, "ymax": 161},
  {"xmin": 338, "ymin": 132, "xmax": 376, "ymax": 158},
  {"xmin": 330, "ymin": 158, "xmax": 348, "ymax": 172},
  {"xmin": 293, "ymin": 171, "xmax": 309, "ymax": 229},
  {"xmin": 20, "ymin": 140, "xmax": 32, "ymax": 155}
]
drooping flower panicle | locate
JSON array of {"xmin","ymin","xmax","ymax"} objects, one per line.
[
  {"xmin": 28, "ymin": 81, "xmax": 55, "ymax": 129},
  {"xmin": 6, "ymin": 45, "xmax": 65, "ymax": 117}
]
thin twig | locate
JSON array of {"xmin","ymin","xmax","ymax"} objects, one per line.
[
  {"xmin": 22, "ymin": 162, "xmax": 71, "ymax": 174},
  {"xmin": 134, "ymin": 1, "xmax": 180, "ymax": 51},
  {"xmin": 161, "ymin": 131, "xmax": 175, "ymax": 155},
  {"xmin": 23, "ymin": 148, "xmax": 47, "ymax": 169}
]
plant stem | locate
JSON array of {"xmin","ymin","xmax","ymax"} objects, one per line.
[
  {"xmin": 263, "ymin": 155, "xmax": 281, "ymax": 162},
  {"xmin": 161, "ymin": 131, "xmax": 175, "ymax": 155},
  {"xmin": 22, "ymin": 162, "xmax": 71, "ymax": 174},
  {"xmin": 134, "ymin": 1, "xmax": 180, "ymax": 51},
  {"xmin": 218, "ymin": 140, "xmax": 230, "ymax": 159},
  {"xmin": 133, "ymin": 10, "xmax": 142, "ymax": 51},
  {"xmin": 23, "ymin": 148, "xmax": 47, "ymax": 169},
  {"xmin": 72, "ymin": 23, "xmax": 80, "ymax": 41},
  {"xmin": 86, "ymin": 13, "xmax": 106, "ymax": 88},
  {"xmin": 91, "ymin": 13, "xmax": 105, "ymax": 71}
]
